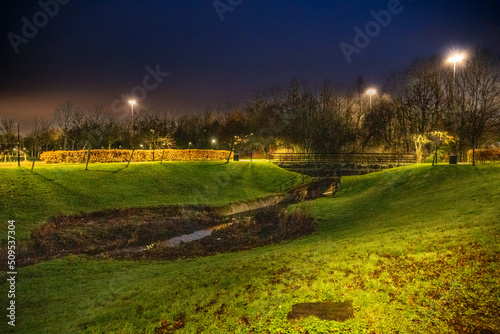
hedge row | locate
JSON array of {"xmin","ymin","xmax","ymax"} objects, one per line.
[
  {"xmin": 467, "ymin": 149, "xmax": 500, "ymax": 162},
  {"xmin": 40, "ymin": 149, "xmax": 233, "ymax": 164}
]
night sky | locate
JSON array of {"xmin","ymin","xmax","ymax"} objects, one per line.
[{"xmin": 1, "ymin": 0, "xmax": 499, "ymax": 128}]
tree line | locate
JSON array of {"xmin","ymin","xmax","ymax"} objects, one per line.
[{"xmin": 1, "ymin": 47, "xmax": 499, "ymax": 164}]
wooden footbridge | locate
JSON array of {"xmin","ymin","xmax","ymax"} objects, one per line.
[{"xmin": 269, "ymin": 153, "xmax": 416, "ymax": 176}]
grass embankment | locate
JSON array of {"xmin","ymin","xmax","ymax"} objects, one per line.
[
  {"xmin": 0, "ymin": 161, "xmax": 300, "ymax": 241},
  {"xmin": 1, "ymin": 164, "xmax": 500, "ymax": 333}
]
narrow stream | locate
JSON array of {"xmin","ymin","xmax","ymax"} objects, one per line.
[
  {"xmin": 157, "ymin": 222, "xmax": 233, "ymax": 247},
  {"xmin": 100, "ymin": 222, "xmax": 233, "ymax": 257},
  {"xmin": 98, "ymin": 178, "xmax": 336, "ymax": 257}
]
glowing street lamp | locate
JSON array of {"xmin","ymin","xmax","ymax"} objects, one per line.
[
  {"xmin": 129, "ymin": 100, "xmax": 136, "ymax": 137},
  {"xmin": 129, "ymin": 100, "xmax": 136, "ymax": 116},
  {"xmin": 366, "ymin": 89, "xmax": 377, "ymax": 109},
  {"xmin": 14, "ymin": 123, "xmax": 20, "ymax": 167},
  {"xmin": 211, "ymin": 139, "xmax": 216, "ymax": 150},
  {"xmin": 447, "ymin": 53, "xmax": 466, "ymax": 162},
  {"xmin": 448, "ymin": 54, "xmax": 464, "ymax": 81}
]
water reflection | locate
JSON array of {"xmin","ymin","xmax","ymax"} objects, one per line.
[
  {"xmin": 100, "ymin": 222, "xmax": 234, "ymax": 257},
  {"xmin": 160, "ymin": 222, "xmax": 233, "ymax": 247}
]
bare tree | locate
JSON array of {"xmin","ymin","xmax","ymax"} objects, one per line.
[
  {"xmin": 350, "ymin": 76, "xmax": 367, "ymax": 152},
  {"xmin": 281, "ymin": 79, "xmax": 319, "ymax": 153},
  {"xmin": 0, "ymin": 118, "xmax": 16, "ymax": 156},
  {"xmin": 400, "ymin": 56, "xmax": 445, "ymax": 136},
  {"xmin": 362, "ymin": 97, "xmax": 397, "ymax": 151},
  {"xmin": 79, "ymin": 104, "xmax": 108, "ymax": 170},
  {"xmin": 54, "ymin": 101, "xmax": 77, "ymax": 150},
  {"xmin": 28, "ymin": 116, "xmax": 52, "ymax": 172},
  {"xmin": 456, "ymin": 48, "xmax": 500, "ymax": 165},
  {"xmin": 159, "ymin": 133, "xmax": 176, "ymax": 164},
  {"xmin": 220, "ymin": 110, "xmax": 249, "ymax": 163}
]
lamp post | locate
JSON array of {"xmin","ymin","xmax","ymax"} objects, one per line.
[
  {"xmin": 15, "ymin": 123, "xmax": 20, "ymax": 167},
  {"xmin": 448, "ymin": 55, "xmax": 463, "ymax": 82},
  {"xmin": 150, "ymin": 129, "xmax": 155, "ymax": 161},
  {"xmin": 250, "ymin": 133, "xmax": 254, "ymax": 162},
  {"xmin": 129, "ymin": 100, "xmax": 136, "ymax": 145},
  {"xmin": 211, "ymin": 139, "xmax": 216, "ymax": 150},
  {"xmin": 448, "ymin": 54, "xmax": 465, "ymax": 161},
  {"xmin": 366, "ymin": 89, "xmax": 377, "ymax": 109}
]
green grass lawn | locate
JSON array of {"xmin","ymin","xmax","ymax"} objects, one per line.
[
  {"xmin": 0, "ymin": 161, "xmax": 300, "ymax": 241},
  {"xmin": 1, "ymin": 163, "xmax": 499, "ymax": 333}
]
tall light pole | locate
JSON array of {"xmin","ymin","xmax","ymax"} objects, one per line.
[
  {"xmin": 249, "ymin": 133, "xmax": 254, "ymax": 162},
  {"xmin": 448, "ymin": 54, "xmax": 465, "ymax": 161},
  {"xmin": 448, "ymin": 55, "xmax": 463, "ymax": 83},
  {"xmin": 211, "ymin": 139, "xmax": 216, "ymax": 150},
  {"xmin": 150, "ymin": 129, "xmax": 155, "ymax": 161},
  {"xmin": 129, "ymin": 100, "xmax": 136, "ymax": 146},
  {"xmin": 366, "ymin": 89, "xmax": 377, "ymax": 109},
  {"xmin": 15, "ymin": 123, "xmax": 20, "ymax": 167}
]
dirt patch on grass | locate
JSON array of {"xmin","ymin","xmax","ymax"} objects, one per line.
[
  {"xmin": 111, "ymin": 207, "xmax": 317, "ymax": 261},
  {"xmin": 287, "ymin": 301, "xmax": 354, "ymax": 321},
  {"xmin": 371, "ymin": 245, "xmax": 500, "ymax": 333},
  {"xmin": 14, "ymin": 206, "xmax": 317, "ymax": 266},
  {"xmin": 154, "ymin": 313, "xmax": 186, "ymax": 334},
  {"xmin": 16, "ymin": 206, "xmax": 221, "ymax": 266}
]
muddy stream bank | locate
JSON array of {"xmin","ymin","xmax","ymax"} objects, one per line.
[{"xmin": 13, "ymin": 177, "xmax": 339, "ymax": 266}]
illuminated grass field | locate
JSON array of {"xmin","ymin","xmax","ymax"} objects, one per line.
[
  {"xmin": 0, "ymin": 161, "xmax": 300, "ymax": 241},
  {"xmin": 1, "ymin": 163, "xmax": 499, "ymax": 333}
]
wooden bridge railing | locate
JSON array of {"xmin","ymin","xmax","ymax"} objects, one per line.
[{"xmin": 269, "ymin": 153, "xmax": 416, "ymax": 165}]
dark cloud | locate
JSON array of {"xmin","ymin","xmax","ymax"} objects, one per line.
[{"xmin": 1, "ymin": 0, "xmax": 499, "ymax": 128}]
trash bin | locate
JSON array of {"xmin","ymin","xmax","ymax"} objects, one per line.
[
  {"xmin": 233, "ymin": 153, "xmax": 239, "ymax": 161},
  {"xmin": 449, "ymin": 156, "xmax": 457, "ymax": 164}
]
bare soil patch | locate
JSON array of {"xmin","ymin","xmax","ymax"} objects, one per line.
[
  {"xmin": 287, "ymin": 301, "xmax": 354, "ymax": 322},
  {"xmin": 115, "ymin": 207, "xmax": 317, "ymax": 261},
  {"xmin": 15, "ymin": 206, "xmax": 317, "ymax": 266}
]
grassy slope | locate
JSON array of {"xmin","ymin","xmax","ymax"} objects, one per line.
[
  {"xmin": 0, "ymin": 161, "xmax": 299, "ymax": 241},
  {"xmin": 1, "ymin": 164, "xmax": 500, "ymax": 333}
]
